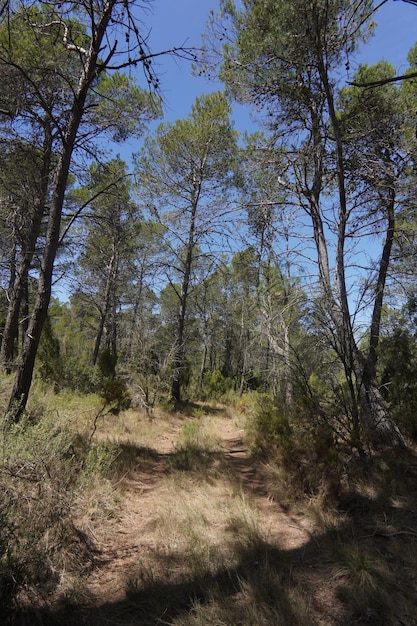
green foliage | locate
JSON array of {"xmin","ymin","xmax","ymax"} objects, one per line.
[
  {"xmin": 0, "ymin": 412, "xmax": 86, "ymax": 613},
  {"xmin": 379, "ymin": 327, "xmax": 417, "ymax": 440},
  {"xmin": 60, "ymin": 357, "xmax": 102, "ymax": 394},
  {"xmin": 242, "ymin": 390, "xmax": 342, "ymax": 496},
  {"xmin": 98, "ymin": 348, "xmax": 117, "ymax": 379},
  {"xmin": 92, "ymin": 72, "xmax": 162, "ymax": 142},
  {"xmin": 246, "ymin": 392, "xmax": 292, "ymax": 457},
  {"xmin": 99, "ymin": 377, "xmax": 131, "ymax": 413},
  {"xmin": 37, "ymin": 314, "xmax": 63, "ymax": 388},
  {"xmin": 203, "ymin": 369, "xmax": 233, "ymax": 399}
]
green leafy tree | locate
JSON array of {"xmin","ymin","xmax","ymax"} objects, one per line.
[
  {"xmin": 135, "ymin": 91, "xmax": 240, "ymax": 402},
  {"xmin": 73, "ymin": 158, "xmax": 138, "ymax": 368},
  {"xmin": 205, "ymin": 0, "xmax": 409, "ymax": 447},
  {"xmin": 0, "ymin": 0, "xmax": 166, "ymax": 421}
]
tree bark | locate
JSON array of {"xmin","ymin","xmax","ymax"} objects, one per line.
[
  {"xmin": 0, "ymin": 122, "xmax": 52, "ymax": 371},
  {"xmin": 316, "ymin": 39, "xmax": 404, "ymax": 447},
  {"xmin": 7, "ymin": 1, "xmax": 117, "ymax": 421},
  {"xmin": 91, "ymin": 247, "xmax": 119, "ymax": 366},
  {"xmin": 171, "ymin": 190, "xmax": 199, "ymax": 403}
]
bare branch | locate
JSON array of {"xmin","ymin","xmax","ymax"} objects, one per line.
[
  {"xmin": 29, "ymin": 19, "xmax": 89, "ymax": 55},
  {"xmin": 350, "ymin": 70, "xmax": 417, "ymax": 88}
]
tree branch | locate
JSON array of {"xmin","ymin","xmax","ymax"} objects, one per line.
[{"xmin": 350, "ymin": 70, "xmax": 417, "ymax": 87}]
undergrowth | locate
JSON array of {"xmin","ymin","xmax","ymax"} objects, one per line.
[{"xmin": 0, "ymin": 385, "xmax": 416, "ymax": 625}]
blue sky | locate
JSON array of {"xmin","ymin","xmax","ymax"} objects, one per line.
[
  {"xmin": 114, "ymin": 0, "xmax": 417, "ymax": 161},
  {"xmin": 143, "ymin": 0, "xmax": 417, "ymax": 126}
]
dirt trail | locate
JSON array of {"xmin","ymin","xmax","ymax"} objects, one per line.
[
  {"xmin": 217, "ymin": 419, "xmax": 314, "ymax": 550},
  {"xmin": 85, "ymin": 412, "xmax": 314, "ymax": 610}
]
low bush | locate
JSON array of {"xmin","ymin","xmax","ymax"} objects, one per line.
[
  {"xmin": 0, "ymin": 402, "xmax": 135, "ymax": 618},
  {"xmin": 243, "ymin": 391, "xmax": 344, "ymax": 498},
  {"xmin": 0, "ymin": 413, "xmax": 89, "ymax": 615},
  {"xmin": 245, "ymin": 392, "xmax": 292, "ymax": 457},
  {"xmin": 202, "ymin": 370, "xmax": 233, "ymax": 400}
]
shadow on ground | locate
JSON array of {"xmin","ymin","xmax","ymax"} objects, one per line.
[{"xmin": 4, "ymin": 442, "xmax": 417, "ymax": 625}]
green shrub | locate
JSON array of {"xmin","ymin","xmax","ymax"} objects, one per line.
[
  {"xmin": 246, "ymin": 392, "xmax": 292, "ymax": 456},
  {"xmin": 37, "ymin": 314, "xmax": 63, "ymax": 389},
  {"xmin": 203, "ymin": 369, "xmax": 233, "ymax": 400},
  {"xmin": 0, "ymin": 413, "xmax": 88, "ymax": 615},
  {"xmin": 99, "ymin": 377, "xmax": 131, "ymax": 413},
  {"xmin": 61, "ymin": 357, "xmax": 102, "ymax": 393},
  {"xmin": 98, "ymin": 348, "xmax": 117, "ymax": 379}
]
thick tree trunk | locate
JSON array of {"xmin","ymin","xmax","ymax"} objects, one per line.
[
  {"xmin": 357, "ymin": 380, "xmax": 404, "ymax": 447},
  {"xmin": 7, "ymin": 283, "xmax": 50, "ymax": 419}
]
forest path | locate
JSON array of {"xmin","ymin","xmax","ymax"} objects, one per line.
[{"xmin": 82, "ymin": 409, "xmax": 333, "ymax": 624}]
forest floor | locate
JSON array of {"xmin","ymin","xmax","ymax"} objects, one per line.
[
  {"xmin": 85, "ymin": 411, "xmax": 326, "ymax": 622},
  {"xmin": 8, "ymin": 400, "xmax": 417, "ymax": 625}
]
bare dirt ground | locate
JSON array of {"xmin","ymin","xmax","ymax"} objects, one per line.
[
  {"xmin": 87, "ymin": 418, "xmax": 307, "ymax": 600},
  {"xmin": 76, "ymin": 410, "xmax": 350, "ymax": 626}
]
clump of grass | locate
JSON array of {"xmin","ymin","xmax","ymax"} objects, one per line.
[
  {"xmin": 150, "ymin": 480, "xmax": 233, "ymax": 577},
  {"xmin": 0, "ymin": 411, "xmax": 93, "ymax": 616},
  {"xmin": 169, "ymin": 418, "xmax": 221, "ymax": 473},
  {"xmin": 191, "ymin": 406, "xmax": 206, "ymax": 419},
  {"xmin": 82, "ymin": 439, "xmax": 139, "ymax": 480},
  {"xmin": 333, "ymin": 540, "xmax": 393, "ymax": 619},
  {"xmin": 226, "ymin": 492, "xmax": 265, "ymax": 550},
  {"xmin": 178, "ymin": 419, "xmax": 220, "ymax": 450}
]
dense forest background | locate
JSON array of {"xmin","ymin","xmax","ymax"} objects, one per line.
[
  {"xmin": 2, "ymin": 1, "xmax": 417, "ymax": 623},
  {"xmin": 2, "ymin": 0, "xmax": 417, "ymax": 446}
]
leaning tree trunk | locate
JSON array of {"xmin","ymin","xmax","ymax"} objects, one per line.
[
  {"xmin": 7, "ymin": 201, "xmax": 63, "ymax": 421},
  {"xmin": 6, "ymin": 2, "xmax": 116, "ymax": 421},
  {"xmin": 355, "ymin": 183, "xmax": 404, "ymax": 447},
  {"xmin": 317, "ymin": 47, "xmax": 404, "ymax": 448},
  {"xmin": 357, "ymin": 373, "xmax": 405, "ymax": 447}
]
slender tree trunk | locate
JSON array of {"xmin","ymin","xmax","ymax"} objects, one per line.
[
  {"xmin": 91, "ymin": 248, "xmax": 119, "ymax": 366},
  {"xmin": 316, "ymin": 44, "xmax": 404, "ymax": 447},
  {"xmin": 282, "ymin": 321, "xmax": 292, "ymax": 405},
  {"xmin": 106, "ymin": 284, "xmax": 118, "ymax": 361},
  {"xmin": 171, "ymin": 291, "xmax": 187, "ymax": 403},
  {"xmin": 91, "ymin": 307, "xmax": 106, "ymax": 367},
  {"xmin": 171, "ymin": 195, "xmax": 198, "ymax": 403},
  {"xmin": 7, "ymin": 3, "xmax": 116, "ymax": 421},
  {"xmin": 198, "ymin": 341, "xmax": 207, "ymax": 392},
  {"xmin": 238, "ymin": 342, "xmax": 248, "ymax": 397},
  {"xmin": 0, "ymin": 123, "xmax": 52, "ymax": 371}
]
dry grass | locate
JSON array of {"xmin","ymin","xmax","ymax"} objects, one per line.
[{"xmin": 1, "ymin": 382, "xmax": 417, "ymax": 625}]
